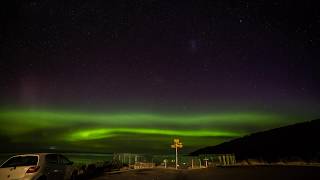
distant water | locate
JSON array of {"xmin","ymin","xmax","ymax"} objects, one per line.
[
  {"xmin": 63, "ymin": 153, "xmax": 114, "ymax": 164},
  {"xmin": 0, "ymin": 153, "xmax": 114, "ymax": 165}
]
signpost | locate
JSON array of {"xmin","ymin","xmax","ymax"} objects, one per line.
[{"xmin": 171, "ymin": 138, "xmax": 183, "ymax": 170}]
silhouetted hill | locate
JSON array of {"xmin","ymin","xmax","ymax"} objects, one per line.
[{"xmin": 191, "ymin": 119, "xmax": 320, "ymax": 162}]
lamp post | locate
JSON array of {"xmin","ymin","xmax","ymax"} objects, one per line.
[{"xmin": 171, "ymin": 138, "xmax": 183, "ymax": 170}]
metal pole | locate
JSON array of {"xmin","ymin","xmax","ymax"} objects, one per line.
[
  {"xmin": 129, "ymin": 154, "xmax": 131, "ymax": 165},
  {"xmin": 176, "ymin": 146, "xmax": 178, "ymax": 169}
]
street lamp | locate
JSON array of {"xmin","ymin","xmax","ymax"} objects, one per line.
[{"xmin": 171, "ymin": 138, "xmax": 183, "ymax": 170}]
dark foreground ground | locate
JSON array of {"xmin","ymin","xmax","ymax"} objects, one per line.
[{"xmin": 91, "ymin": 166, "xmax": 320, "ymax": 180}]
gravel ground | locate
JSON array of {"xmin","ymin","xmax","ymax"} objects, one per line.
[{"xmin": 91, "ymin": 166, "xmax": 320, "ymax": 180}]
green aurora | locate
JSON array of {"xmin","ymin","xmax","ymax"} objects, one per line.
[{"xmin": 0, "ymin": 109, "xmax": 303, "ymax": 153}]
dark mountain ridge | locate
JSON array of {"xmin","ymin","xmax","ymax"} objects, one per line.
[{"xmin": 191, "ymin": 119, "xmax": 320, "ymax": 162}]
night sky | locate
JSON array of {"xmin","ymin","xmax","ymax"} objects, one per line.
[{"xmin": 0, "ymin": 0, "xmax": 319, "ymax": 154}]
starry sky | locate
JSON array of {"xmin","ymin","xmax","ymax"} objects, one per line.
[{"xmin": 0, "ymin": 0, "xmax": 319, "ymax": 154}]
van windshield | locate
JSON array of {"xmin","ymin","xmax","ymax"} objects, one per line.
[{"xmin": 1, "ymin": 156, "xmax": 38, "ymax": 168}]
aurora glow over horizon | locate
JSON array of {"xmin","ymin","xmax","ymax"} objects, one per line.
[
  {"xmin": 1, "ymin": 1, "xmax": 320, "ymax": 154},
  {"xmin": 0, "ymin": 108, "xmax": 311, "ymax": 153}
]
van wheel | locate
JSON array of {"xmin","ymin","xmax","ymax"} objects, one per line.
[{"xmin": 70, "ymin": 171, "xmax": 77, "ymax": 180}]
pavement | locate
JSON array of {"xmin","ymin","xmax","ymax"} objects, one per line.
[{"xmin": 90, "ymin": 166, "xmax": 320, "ymax": 180}]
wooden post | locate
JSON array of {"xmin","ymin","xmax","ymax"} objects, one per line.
[{"xmin": 191, "ymin": 159, "xmax": 194, "ymax": 169}]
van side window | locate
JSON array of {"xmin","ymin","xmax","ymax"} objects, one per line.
[
  {"xmin": 45, "ymin": 154, "xmax": 58, "ymax": 164},
  {"xmin": 59, "ymin": 155, "xmax": 72, "ymax": 165}
]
